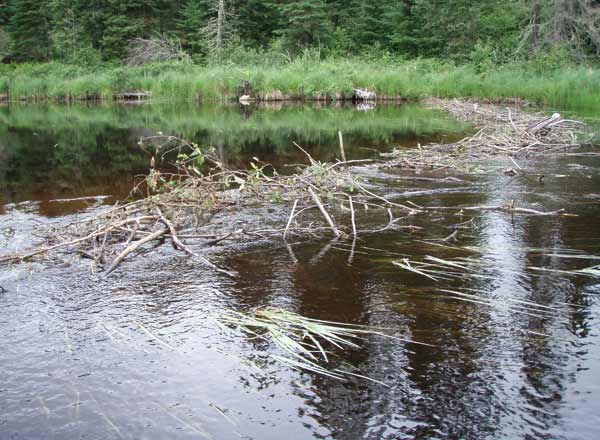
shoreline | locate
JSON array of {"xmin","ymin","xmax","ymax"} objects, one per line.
[{"xmin": 1, "ymin": 60, "xmax": 599, "ymax": 109}]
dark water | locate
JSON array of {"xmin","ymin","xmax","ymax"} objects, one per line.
[
  {"xmin": 0, "ymin": 102, "xmax": 464, "ymax": 209},
  {"xmin": 1, "ymin": 102, "xmax": 599, "ymax": 440}
]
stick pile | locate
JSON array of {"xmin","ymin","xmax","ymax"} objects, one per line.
[
  {"xmin": 2, "ymin": 100, "xmax": 593, "ymax": 275},
  {"xmin": 382, "ymin": 98, "xmax": 594, "ymax": 172},
  {"xmin": 0, "ymin": 137, "xmax": 401, "ymax": 274}
]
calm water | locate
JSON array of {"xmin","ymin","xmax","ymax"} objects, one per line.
[
  {"xmin": 0, "ymin": 102, "xmax": 464, "ymax": 208},
  {"xmin": 1, "ymin": 102, "xmax": 599, "ymax": 440}
]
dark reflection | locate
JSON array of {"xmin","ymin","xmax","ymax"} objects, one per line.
[{"xmin": 0, "ymin": 102, "xmax": 467, "ymax": 213}]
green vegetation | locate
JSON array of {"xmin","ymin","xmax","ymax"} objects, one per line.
[
  {"xmin": 2, "ymin": 57, "xmax": 600, "ymax": 109},
  {"xmin": 0, "ymin": 1, "xmax": 599, "ymax": 108},
  {"xmin": 2, "ymin": 1, "xmax": 599, "ymax": 61},
  {"xmin": 0, "ymin": 100, "xmax": 466, "ymax": 154}
]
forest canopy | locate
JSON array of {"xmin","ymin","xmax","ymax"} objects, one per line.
[{"xmin": 0, "ymin": 0, "xmax": 599, "ymax": 65}]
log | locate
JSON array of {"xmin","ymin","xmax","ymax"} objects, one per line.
[{"xmin": 113, "ymin": 91, "xmax": 152, "ymax": 101}]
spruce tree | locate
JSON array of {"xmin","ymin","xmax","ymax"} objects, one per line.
[
  {"xmin": 49, "ymin": 0, "xmax": 89, "ymax": 60},
  {"xmin": 277, "ymin": 0, "xmax": 332, "ymax": 51},
  {"xmin": 382, "ymin": 0, "xmax": 424, "ymax": 56},
  {"xmin": 176, "ymin": 0, "xmax": 210, "ymax": 56},
  {"xmin": 9, "ymin": 0, "xmax": 51, "ymax": 61},
  {"xmin": 235, "ymin": 0, "xmax": 280, "ymax": 48},
  {"xmin": 101, "ymin": 0, "xmax": 161, "ymax": 59},
  {"xmin": 0, "ymin": 0, "xmax": 16, "ymax": 27},
  {"xmin": 352, "ymin": 1, "xmax": 386, "ymax": 48},
  {"xmin": 0, "ymin": 0, "xmax": 15, "ymax": 57}
]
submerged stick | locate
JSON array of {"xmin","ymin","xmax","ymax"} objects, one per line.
[
  {"xmin": 157, "ymin": 208, "xmax": 193, "ymax": 255},
  {"xmin": 157, "ymin": 208, "xmax": 231, "ymax": 275},
  {"xmin": 422, "ymin": 204, "xmax": 569, "ymax": 216},
  {"xmin": 348, "ymin": 195, "xmax": 357, "ymax": 237},
  {"xmin": 0, "ymin": 216, "xmax": 154, "ymax": 265}
]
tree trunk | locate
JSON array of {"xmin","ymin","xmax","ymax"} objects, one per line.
[
  {"xmin": 216, "ymin": 0, "xmax": 224, "ymax": 51},
  {"xmin": 530, "ymin": 0, "xmax": 541, "ymax": 53}
]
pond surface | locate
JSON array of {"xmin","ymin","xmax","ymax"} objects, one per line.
[
  {"xmin": 1, "ymin": 102, "xmax": 599, "ymax": 440},
  {"xmin": 0, "ymin": 102, "xmax": 464, "ymax": 209}
]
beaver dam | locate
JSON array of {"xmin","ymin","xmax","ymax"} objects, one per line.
[
  {"xmin": 1, "ymin": 99, "xmax": 599, "ymax": 439},
  {"xmin": 2, "ymin": 99, "xmax": 594, "ymax": 270}
]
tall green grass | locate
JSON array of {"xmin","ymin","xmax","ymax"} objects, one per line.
[{"xmin": 2, "ymin": 59, "xmax": 600, "ymax": 110}]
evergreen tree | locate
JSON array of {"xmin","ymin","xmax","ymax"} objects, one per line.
[
  {"xmin": 324, "ymin": 0, "xmax": 352, "ymax": 28},
  {"xmin": 101, "ymin": 0, "xmax": 161, "ymax": 59},
  {"xmin": 9, "ymin": 0, "xmax": 51, "ymax": 61},
  {"xmin": 74, "ymin": 0, "xmax": 110, "ymax": 55},
  {"xmin": 381, "ymin": 0, "xmax": 421, "ymax": 55},
  {"xmin": 0, "ymin": 0, "xmax": 15, "ymax": 57},
  {"xmin": 49, "ymin": 0, "xmax": 90, "ymax": 60},
  {"xmin": 235, "ymin": 0, "xmax": 281, "ymax": 48},
  {"xmin": 277, "ymin": 0, "xmax": 332, "ymax": 51},
  {"xmin": 176, "ymin": 0, "xmax": 210, "ymax": 55},
  {"xmin": 0, "ymin": 0, "xmax": 16, "ymax": 27},
  {"xmin": 351, "ymin": 1, "xmax": 386, "ymax": 47},
  {"xmin": 0, "ymin": 0, "xmax": 595, "ymax": 63}
]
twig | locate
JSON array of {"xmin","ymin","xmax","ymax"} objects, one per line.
[
  {"xmin": 423, "ymin": 204, "xmax": 570, "ymax": 216},
  {"xmin": 308, "ymin": 188, "xmax": 341, "ymax": 237},
  {"xmin": 348, "ymin": 196, "xmax": 357, "ymax": 237},
  {"xmin": 157, "ymin": 208, "xmax": 229, "ymax": 274},
  {"xmin": 293, "ymin": 142, "xmax": 317, "ymax": 165},
  {"xmin": 283, "ymin": 199, "xmax": 299, "ymax": 240},
  {"xmin": 338, "ymin": 131, "xmax": 347, "ymax": 163}
]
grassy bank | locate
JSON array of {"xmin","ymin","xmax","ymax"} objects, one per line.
[{"xmin": 2, "ymin": 58, "xmax": 600, "ymax": 110}]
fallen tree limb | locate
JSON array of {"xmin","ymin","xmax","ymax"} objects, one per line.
[{"xmin": 104, "ymin": 227, "xmax": 169, "ymax": 276}]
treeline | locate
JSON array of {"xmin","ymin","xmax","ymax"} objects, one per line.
[{"xmin": 0, "ymin": 0, "xmax": 599, "ymax": 64}]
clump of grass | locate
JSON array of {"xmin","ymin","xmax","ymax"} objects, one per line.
[{"xmin": 217, "ymin": 307, "xmax": 430, "ymax": 382}]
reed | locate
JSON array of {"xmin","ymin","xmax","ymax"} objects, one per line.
[{"xmin": 2, "ymin": 59, "xmax": 600, "ymax": 110}]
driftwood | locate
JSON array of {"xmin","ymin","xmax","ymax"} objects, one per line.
[{"xmin": 114, "ymin": 91, "xmax": 152, "ymax": 101}]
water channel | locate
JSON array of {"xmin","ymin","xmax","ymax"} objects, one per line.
[{"xmin": 1, "ymin": 101, "xmax": 599, "ymax": 439}]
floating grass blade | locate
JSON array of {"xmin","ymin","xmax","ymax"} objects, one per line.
[
  {"xmin": 217, "ymin": 307, "xmax": 428, "ymax": 383},
  {"xmin": 392, "ymin": 258, "xmax": 440, "ymax": 281},
  {"xmin": 579, "ymin": 265, "xmax": 600, "ymax": 277}
]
